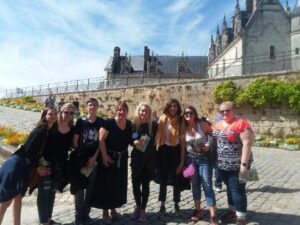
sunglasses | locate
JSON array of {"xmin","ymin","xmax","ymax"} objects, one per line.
[
  {"xmin": 219, "ymin": 109, "xmax": 231, "ymax": 114},
  {"xmin": 184, "ymin": 111, "xmax": 194, "ymax": 116},
  {"xmin": 63, "ymin": 111, "xmax": 74, "ymax": 115}
]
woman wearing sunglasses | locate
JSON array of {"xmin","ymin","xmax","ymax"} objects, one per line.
[
  {"xmin": 36, "ymin": 103, "xmax": 75, "ymax": 225},
  {"xmin": 183, "ymin": 106, "xmax": 219, "ymax": 225}
]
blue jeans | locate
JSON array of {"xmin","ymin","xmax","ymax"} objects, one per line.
[
  {"xmin": 219, "ymin": 169, "xmax": 247, "ymax": 213},
  {"xmin": 37, "ymin": 175, "xmax": 56, "ymax": 223},
  {"xmin": 214, "ymin": 166, "xmax": 222, "ymax": 188},
  {"xmin": 187, "ymin": 155, "xmax": 216, "ymax": 206}
]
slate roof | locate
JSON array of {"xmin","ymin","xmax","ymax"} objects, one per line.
[{"xmin": 105, "ymin": 56, "xmax": 208, "ymax": 74}]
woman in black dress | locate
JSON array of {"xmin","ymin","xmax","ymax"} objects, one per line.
[
  {"xmin": 36, "ymin": 103, "xmax": 75, "ymax": 225},
  {"xmin": 90, "ymin": 101, "xmax": 132, "ymax": 224},
  {"xmin": 0, "ymin": 107, "xmax": 57, "ymax": 225},
  {"xmin": 130, "ymin": 102, "xmax": 158, "ymax": 221}
]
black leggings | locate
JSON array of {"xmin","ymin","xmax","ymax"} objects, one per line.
[{"xmin": 132, "ymin": 169, "xmax": 151, "ymax": 209}]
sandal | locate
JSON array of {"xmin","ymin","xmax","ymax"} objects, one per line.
[{"xmin": 191, "ymin": 209, "xmax": 202, "ymax": 222}]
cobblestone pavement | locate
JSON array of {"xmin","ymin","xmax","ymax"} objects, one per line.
[{"xmin": 1, "ymin": 106, "xmax": 300, "ymax": 225}]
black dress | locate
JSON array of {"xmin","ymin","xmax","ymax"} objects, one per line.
[
  {"xmin": 130, "ymin": 121, "xmax": 158, "ymax": 181},
  {"xmin": 90, "ymin": 118, "xmax": 132, "ymax": 209}
]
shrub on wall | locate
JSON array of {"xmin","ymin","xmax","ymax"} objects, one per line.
[
  {"xmin": 212, "ymin": 79, "xmax": 300, "ymax": 113},
  {"xmin": 211, "ymin": 80, "xmax": 238, "ymax": 104}
]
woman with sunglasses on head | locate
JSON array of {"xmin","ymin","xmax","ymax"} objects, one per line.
[
  {"xmin": 155, "ymin": 99, "xmax": 188, "ymax": 218},
  {"xmin": 36, "ymin": 103, "xmax": 75, "ymax": 225},
  {"xmin": 183, "ymin": 106, "xmax": 219, "ymax": 225},
  {"xmin": 130, "ymin": 102, "xmax": 158, "ymax": 221},
  {"xmin": 0, "ymin": 107, "xmax": 57, "ymax": 225},
  {"xmin": 90, "ymin": 101, "xmax": 132, "ymax": 224}
]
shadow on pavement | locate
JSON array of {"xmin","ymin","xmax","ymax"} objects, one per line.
[{"xmin": 247, "ymin": 185, "xmax": 300, "ymax": 194}]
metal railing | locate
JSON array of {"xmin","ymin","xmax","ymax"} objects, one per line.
[
  {"xmin": 0, "ymin": 73, "xmax": 204, "ymax": 98},
  {"xmin": 1, "ymin": 49, "xmax": 300, "ymax": 98}
]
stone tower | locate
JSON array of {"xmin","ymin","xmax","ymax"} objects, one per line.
[{"xmin": 291, "ymin": 0, "xmax": 300, "ymax": 70}]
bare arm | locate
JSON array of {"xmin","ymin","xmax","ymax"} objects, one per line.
[
  {"xmin": 72, "ymin": 134, "xmax": 79, "ymax": 149},
  {"xmin": 240, "ymin": 128, "xmax": 253, "ymax": 174},
  {"xmin": 99, "ymin": 127, "xmax": 113, "ymax": 167}
]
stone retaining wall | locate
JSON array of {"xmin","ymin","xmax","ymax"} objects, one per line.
[{"xmin": 33, "ymin": 72, "xmax": 300, "ymax": 136}]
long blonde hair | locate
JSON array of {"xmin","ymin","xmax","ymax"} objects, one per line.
[
  {"xmin": 134, "ymin": 102, "xmax": 153, "ymax": 134},
  {"xmin": 58, "ymin": 103, "xmax": 75, "ymax": 127}
]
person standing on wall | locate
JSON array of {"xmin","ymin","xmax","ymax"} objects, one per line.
[{"xmin": 212, "ymin": 101, "xmax": 253, "ymax": 225}]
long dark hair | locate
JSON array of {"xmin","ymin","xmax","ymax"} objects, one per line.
[
  {"xmin": 162, "ymin": 99, "xmax": 182, "ymax": 116},
  {"xmin": 36, "ymin": 107, "xmax": 57, "ymax": 127},
  {"xmin": 183, "ymin": 105, "xmax": 200, "ymax": 125}
]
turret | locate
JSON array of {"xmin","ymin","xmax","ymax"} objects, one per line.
[
  {"xmin": 253, "ymin": 0, "xmax": 259, "ymax": 12},
  {"xmin": 215, "ymin": 26, "xmax": 222, "ymax": 55},
  {"xmin": 246, "ymin": 0, "xmax": 253, "ymax": 14},
  {"xmin": 285, "ymin": 0, "xmax": 291, "ymax": 14},
  {"xmin": 290, "ymin": 0, "xmax": 300, "ymax": 70},
  {"xmin": 222, "ymin": 15, "xmax": 229, "ymax": 49},
  {"xmin": 208, "ymin": 34, "xmax": 216, "ymax": 63}
]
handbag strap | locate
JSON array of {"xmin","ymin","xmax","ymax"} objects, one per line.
[{"xmin": 36, "ymin": 130, "xmax": 49, "ymax": 158}]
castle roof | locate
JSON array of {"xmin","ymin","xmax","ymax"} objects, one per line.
[{"xmin": 105, "ymin": 56, "xmax": 208, "ymax": 74}]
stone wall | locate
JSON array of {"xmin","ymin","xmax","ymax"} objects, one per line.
[{"xmin": 34, "ymin": 72, "xmax": 300, "ymax": 136}]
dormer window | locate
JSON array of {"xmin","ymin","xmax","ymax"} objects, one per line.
[{"xmin": 270, "ymin": 46, "xmax": 275, "ymax": 59}]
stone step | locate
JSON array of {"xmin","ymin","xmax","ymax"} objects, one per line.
[{"xmin": 0, "ymin": 143, "xmax": 17, "ymax": 165}]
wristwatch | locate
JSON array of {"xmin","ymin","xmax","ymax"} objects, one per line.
[{"xmin": 241, "ymin": 163, "xmax": 247, "ymax": 167}]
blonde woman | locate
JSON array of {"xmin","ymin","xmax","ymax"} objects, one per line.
[
  {"xmin": 130, "ymin": 102, "xmax": 158, "ymax": 221},
  {"xmin": 37, "ymin": 103, "xmax": 75, "ymax": 225}
]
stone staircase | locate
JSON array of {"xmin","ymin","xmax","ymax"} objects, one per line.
[{"xmin": 0, "ymin": 143, "xmax": 16, "ymax": 165}]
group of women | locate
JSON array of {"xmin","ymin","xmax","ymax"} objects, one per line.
[{"xmin": 0, "ymin": 98, "xmax": 220, "ymax": 225}]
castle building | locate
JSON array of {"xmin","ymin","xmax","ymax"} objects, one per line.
[
  {"xmin": 105, "ymin": 46, "xmax": 208, "ymax": 79},
  {"xmin": 208, "ymin": 0, "xmax": 300, "ymax": 78}
]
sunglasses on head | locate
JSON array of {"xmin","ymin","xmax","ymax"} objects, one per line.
[
  {"xmin": 219, "ymin": 109, "xmax": 231, "ymax": 114},
  {"xmin": 63, "ymin": 111, "xmax": 74, "ymax": 115},
  {"xmin": 184, "ymin": 111, "xmax": 194, "ymax": 116}
]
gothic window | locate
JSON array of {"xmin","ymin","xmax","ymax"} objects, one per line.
[
  {"xmin": 235, "ymin": 47, "xmax": 238, "ymax": 60},
  {"xmin": 296, "ymin": 48, "xmax": 300, "ymax": 55},
  {"xmin": 177, "ymin": 61, "xmax": 186, "ymax": 73},
  {"xmin": 216, "ymin": 64, "xmax": 219, "ymax": 76},
  {"xmin": 223, "ymin": 59, "xmax": 225, "ymax": 76},
  {"xmin": 123, "ymin": 61, "xmax": 131, "ymax": 74},
  {"xmin": 270, "ymin": 46, "xmax": 275, "ymax": 59},
  {"xmin": 149, "ymin": 62, "xmax": 156, "ymax": 73}
]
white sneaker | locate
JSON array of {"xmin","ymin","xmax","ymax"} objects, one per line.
[{"xmin": 214, "ymin": 187, "xmax": 222, "ymax": 193}]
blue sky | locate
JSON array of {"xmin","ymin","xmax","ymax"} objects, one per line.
[{"xmin": 0, "ymin": 0, "xmax": 296, "ymax": 90}]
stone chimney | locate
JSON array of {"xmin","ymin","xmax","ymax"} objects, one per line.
[
  {"xmin": 113, "ymin": 46, "xmax": 121, "ymax": 58},
  {"xmin": 246, "ymin": 0, "xmax": 253, "ymax": 14},
  {"xmin": 144, "ymin": 46, "xmax": 150, "ymax": 72}
]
